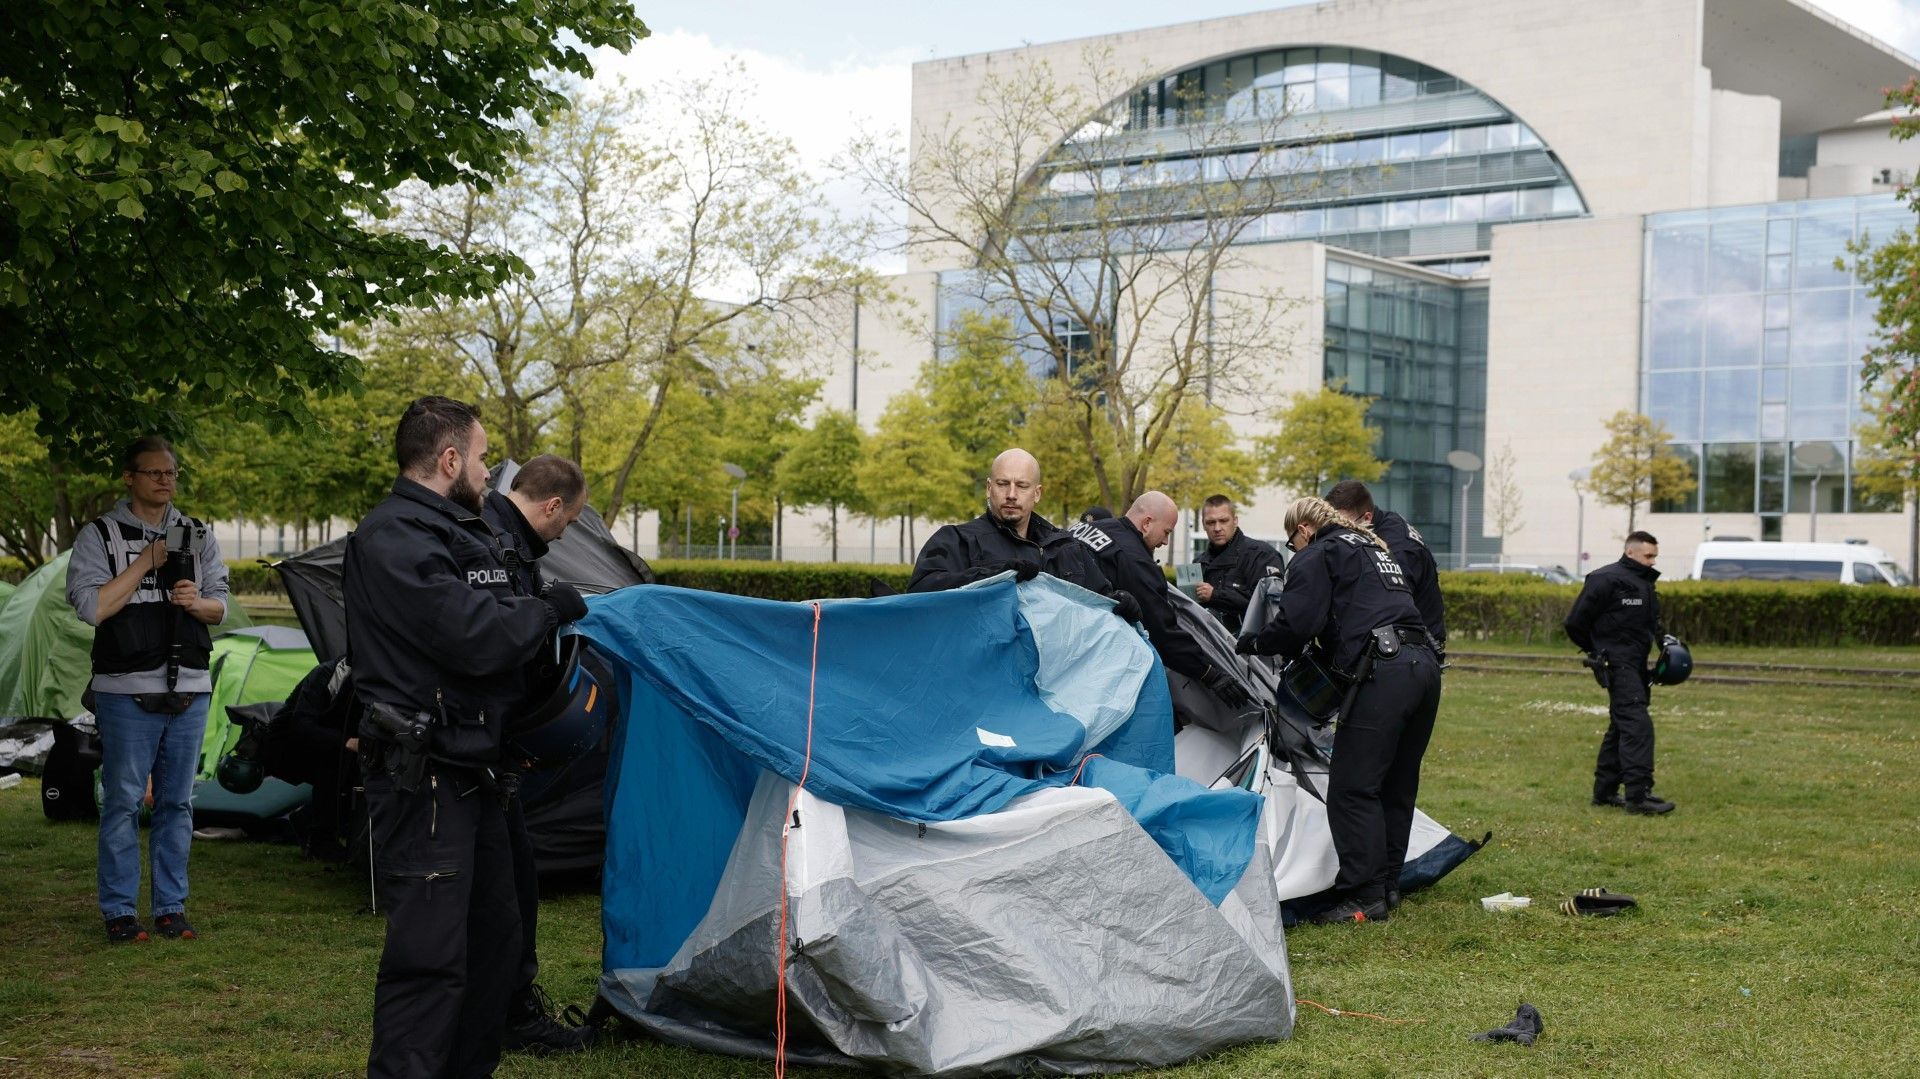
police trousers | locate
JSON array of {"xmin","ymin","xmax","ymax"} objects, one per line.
[
  {"xmin": 364, "ymin": 760, "xmax": 521, "ymax": 1079},
  {"xmin": 505, "ymin": 792, "xmax": 541, "ymax": 1002},
  {"xmin": 1594, "ymin": 657, "xmax": 1656, "ymax": 800},
  {"xmin": 1326, "ymin": 646, "xmax": 1443, "ymax": 902}
]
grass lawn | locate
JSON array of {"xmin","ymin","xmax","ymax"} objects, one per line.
[{"xmin": 2, "ymin": 657, "xmax": 1916, "ymax": 1078}]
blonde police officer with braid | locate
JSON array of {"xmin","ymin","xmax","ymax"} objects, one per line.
[{"xmin": 1238, "ymin": 497, "xmax": 1442, "ymax": 924}]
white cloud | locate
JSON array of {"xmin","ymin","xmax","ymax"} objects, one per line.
[{"xmin": 1807, "ymin": 0, "xmax": 1920, "ymax": 56}]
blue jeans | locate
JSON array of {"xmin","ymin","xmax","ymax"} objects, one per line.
[{"xmin": 95, "ymin": 691, "xmax": 208, "ymax": 920}]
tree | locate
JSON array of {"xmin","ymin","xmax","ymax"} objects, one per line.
[
  {"xmin": 856, "ymin": 394, "xmax": 977, "ymax": 559},
  {"xmin": 849, "ymin": 47, "xmax": 1310, "ymax": 509},
  {"xmin": 1485, "ymin": 440, "xmax": 1526, "ymax": 547},
  {"xmin": 1587, "ymin": 411, "xmax": 1695, "ymax": 530},
  {"xmin": 1, "ymin": 1, "xmax": 648, "ymax": 484},
  {"xmin": 1257, "ymin": 387, "xmax": 1388, "ymax": 497},
  {"xmin": 919, "ymin": 312, "xmax": 1038, "ymax": 479},
  {"xmin": 1017, "ymin": 379, "xmax": 1119, "ymax": 525},
  {"xmin": 778, "ymin": 411, "xmax": 869, "ymax": 562},
  {"xmin": 1849, "ymin": 77, "xmax": 1920, "ymax": 458},
  {"xmin": 1853, "ymin": 394, "xmax": 1920, "ymax": 576},
  {"xmin": 1152, "ymin": 399, "xmax": 1261, "ymax": 514}
]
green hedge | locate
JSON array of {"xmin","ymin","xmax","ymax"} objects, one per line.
[
  {"xmin": 644, "ymin": 560, "xmax": 1919, "ymax": 647},
  {"xmin": 650, "ymin": 559, "xmax": 913, "ymax": 600},
  {"xmin": 1436, "ymin": 572, "xmax": 1920, "ymax": 647},
  {"xmin": 0, "ymin": 556, "xmax": 286, "ymax": 594}
]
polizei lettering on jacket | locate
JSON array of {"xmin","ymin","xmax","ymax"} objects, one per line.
[
  {"xmin": 1069, "ymin": 521, "xmax": 1113, "ymax": 551},
  {"xmin": 466, "ymin": 568, "xmax": 510, "ymax": 587}
]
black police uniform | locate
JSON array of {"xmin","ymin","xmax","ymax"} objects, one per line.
[
  {"xmin": 479, "ymin": 490, "xmax": 564, "ymax": 1040},
  {"xmin": 345, "ymin": 478, "xmax": 557, "ymax": 1079},
  {"xmin": 910, "ymin": 510, "xmax": 1110, "ymax": 593},
  {"xmin": 1069, "ymin": 517, "xmax": 1248, "ymax": 708},
  {"xmin": 1371, "ymin": 509, "xmax": 1447, "ymax": 648},
  {"xmin": 1244, "ymin": 524, "xmax": 1442, "ymax": 908},
  {"xmin": 1196, "ymin": 528, "xmax": 1286, "ymax": 633},
  {"xmin": 1564, "ymin": 555, "xmax": 1663, "ymax": 802}
]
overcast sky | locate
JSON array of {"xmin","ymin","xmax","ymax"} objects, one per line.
[{"xmin": 584, "ymin": 0, "xmax": 1920, "ymax": 278}]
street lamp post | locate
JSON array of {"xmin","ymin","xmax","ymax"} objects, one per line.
[
  {"xmin": 1446, "ymin": 449, "xmax": 1483, "ymax": 570},
  {"xmin": 722, "ymin": 462, "xmax": 746, "ymax": 560},
  {"xmin": 1569, "ymin": 466, "xmax": 1592, "ymax": 577},
  {"xmin": 1792, "ymin": 443, "xmax": 1842, "ymax": 542}
]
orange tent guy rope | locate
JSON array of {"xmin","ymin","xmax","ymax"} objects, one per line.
[
  {"xmin": 774, "ymin": 601, "xmax": 824, "ymax": 1078},
  {"xmin": 1296, "ymin": 997, "xmax": 1425, "ymax": 1024}
]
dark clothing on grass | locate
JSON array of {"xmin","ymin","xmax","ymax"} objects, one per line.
[
  {"xmin": 910, "ymin": 511, "xmax": 1109, "ymax": 594},
  {"xmin": 1196, "ymin": 529, "xmax": 1286, "ymax": 633}
]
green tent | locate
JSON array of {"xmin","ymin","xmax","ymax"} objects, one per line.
[
  {"xmin": 196, "ymin": 626, "xmax": 318, "ymax": 779},
  {"xmin": 0, "ymin": 550, "xmax": 251, "ymax": 722}
]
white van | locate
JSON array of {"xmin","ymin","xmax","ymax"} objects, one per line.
[{"xmin": 1690, "ymin": 541, "xmax": 1911, "ymax": 585}]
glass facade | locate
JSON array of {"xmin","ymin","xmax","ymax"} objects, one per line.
[
  {"xmin": 1326, "ymin": 259, "xmax": 1488, "ymax": 559},
  {"xmin": 1642, "ymin": 195, "xmax": 1905, "ymax": 518},
  {"xmin": 1038, "ymin": 47, "xmax": 1587, "ymax": 259}
]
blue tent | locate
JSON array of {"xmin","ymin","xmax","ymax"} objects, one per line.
[{"xmin": 580, "ymin": 575, "xmax": 1293, "ymax": 1074}]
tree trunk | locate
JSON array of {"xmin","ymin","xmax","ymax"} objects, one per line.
[
  {"xmin": 908, "ymin": 508, "xmax": 916, "ymax": 556},
  {"xmin": 897, "ymin": 514, "xmax": 905, "ymax": 562},
  {"xmin": 774, "ymin": 496, "xmax": 783, "ymax": 561},
  {"xmin": 606, "ymin": 374, "xmax": 675, "ymax": 518},
  {"xmin": 830, "ymin": 503, "xmax": 839, "ymax": 562}
]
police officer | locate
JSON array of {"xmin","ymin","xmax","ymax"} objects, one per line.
[
  {"xmin": 1238, "ymin": 496, "xmax": 1441, "ymax": 924},
  {"xmin": 1072, "ymin": 491, "xmax": 1250, "ymax": 708},
  {"xmin": 1325, "ymin": 480, "xmax": 1446, "ymax": 651},
  {"xmin": 345, "ymin": 397, "xmax": 589, "ymax": 1078},
  {"xmin": 479, "ymin": 455, "xmax": 594, "ymax": 1056},
  {"xmin": 910, "ymin": 448, "xmax": 1110, "ymax": 593},
  {"xmin": 1565, "ymin": 531, "xmax": 1674, "ymax": 815},
  {"xmin": 1194, "ymin": 494, "xmax": 1286, "ymax": 633}
]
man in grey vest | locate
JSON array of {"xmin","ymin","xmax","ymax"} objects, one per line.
[{"xmin": 68, "ymin": 435, "xmax": 230, "ymax": 944}]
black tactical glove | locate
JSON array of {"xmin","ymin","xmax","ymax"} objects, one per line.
[
  {"xmin": 542, "ymin": 581, "xmax": 589, "ymax": 625},
  {"xmin": 1235, "ymin": 633, "xmax": 1260, "ymax": 655},
  {"xmin": 992, "ymin": 558, "xmax": 1041, "ymax": 582},
  {"xmin": 1106, "ymin": 589, "xmax": 1142, "ymax": 623},
  {"xmin": 1201, "ymin": 664, "xmax": 1252, "ymax": 708}
]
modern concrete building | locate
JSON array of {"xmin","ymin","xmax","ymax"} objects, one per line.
[{"xmin": 804, "ymin": 0, "xmax": 1920, "ymax": 576}]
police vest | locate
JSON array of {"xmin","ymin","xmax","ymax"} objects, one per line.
[{"xmin": 88, "ymin": 517, "xmax": 213, "ymax": 676}]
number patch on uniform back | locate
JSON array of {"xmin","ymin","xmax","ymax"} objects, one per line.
[{"xmin": 1370, "ymin": 548, "xmax": 1409, "ymax": 592}]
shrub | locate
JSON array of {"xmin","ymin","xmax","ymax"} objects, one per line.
[{"xmin": 650, "ymin": 559, "xmax": 912, "ymax": 601}]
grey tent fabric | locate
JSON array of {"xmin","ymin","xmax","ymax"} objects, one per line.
[
  {"xmin": 603, "ymin": 775, "xmax": 1294, "ymax": 1076},
  {"xmin": 272, "ymin": 537, "xmax": 348, "ymax": 664}
]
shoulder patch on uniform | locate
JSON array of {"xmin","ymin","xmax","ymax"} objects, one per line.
[
  {"xmin": 1406, "ymin": 524, "xmax": 1427, "ymax": 546},
  {"xmin": 1335, "ymin": 532, "xmax": 1369, "ymax": 546}
]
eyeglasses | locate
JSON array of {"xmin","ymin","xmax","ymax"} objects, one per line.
[{"xmin": 132, "ymin": 468, "xmax": 182, "ymax": 481}]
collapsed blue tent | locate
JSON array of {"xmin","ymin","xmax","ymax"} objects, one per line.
[{"xmin": 579, "ymin": 575, "xmax": 1295, "ymax": 1074}]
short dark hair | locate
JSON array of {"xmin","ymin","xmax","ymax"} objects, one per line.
[
  {"xmin": 1324, "ymin": 480, "xmax": 1375, "ymax": 519},
  {"xmin": 120, "ymin": 435, "xmax": 175, "ymax": 474},
  {"xmin": 1626, "ymin": 530, "xmax": 1659, "ymax": 548},
  {"xmin": 1201, "ymin": 494, "xmax": 1235, "ymax": 514},
  {"xmin": 511, "ymin": 455, "xmax": 586, "ymax": 505},
  {"xmin": 395, "ymin": 396, "xmax": 480, "ymax": 476}
]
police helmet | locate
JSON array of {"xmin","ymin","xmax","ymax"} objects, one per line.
[
  {"xmin": 1649, "ymin": 634, "xmax": 1693, "ymax": 686},
  {"xmin": 216, "ymin": 753, "xmax": 265, "ymax": 794},
  {"xmin": 507, "ymin": 635, "xmax": 610, "ymax": 768}
]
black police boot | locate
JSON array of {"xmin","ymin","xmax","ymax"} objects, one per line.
[
  {"xmin": 1308, "ymin": 896, "xmax": 1390, "ymax": 924},
  {"xmin": 1624, "ymin": 792, "xmax": 1675, "ymax": 815},
  {"xmin": 501, "ymin": 985, "xmax": 594, "ymax": 1056},
  {"xmin": 1591, "ymin": 790, "xmax": 1625, "ymax": 808},
  {"xmin": 1386, "ymin": 888, "xmax": 1403, "ymax": 912}
]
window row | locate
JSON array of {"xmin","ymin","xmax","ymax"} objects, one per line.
[
  {"xmin": 1646, "ymin": 287, "xmax": 1878, "ymax": 371},
  {"xmin": 1646, "ymin": 364, "xmax": 1872, "ymax": 443},
  {"xmin": 1647, "ymin": 197, "xmax": 1909, "ymax": 297},
  {"xmin": 1130, "ymin": 47, "xmax": 1466, "ymax": 130},
  {"xmin": 1046, "ymin": 123, "xmax": 1545, "ymax": 193},
  {"xmin": 1654, "ymin": 441, "xmax": 1897, "ymax": 515}
]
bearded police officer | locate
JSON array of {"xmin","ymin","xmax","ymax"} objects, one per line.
[
  {"xmin": 1239, "ymin": 497, "xmax": 1442, "ymax": 924},
  {"xmin": 478, "ymin": 455, "xmax": 595, "ymax": 1056},
  {"xmin": 1326, "ymin": 481, "xmax": 1446, "ymax": 652},
  {"xmin": 347, "ymin": 398, "xmax": 589, "ymax": 1078},
  {"xmin": 1565, "ymin": 531, "xmax": 1674, "ymax": 815},
  {"xmin": 910, "ymin": 448, "xmax": 1110, "ymax": 593},
  {"xmin": 1194, "ymin": 494, "xmax": 1286, "ymax": 633},
  {"xmin": 1072, "ymin": 491, "xmax": 1250, "ymax": 708}
]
